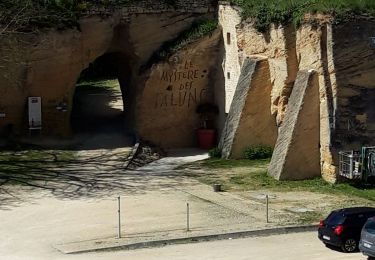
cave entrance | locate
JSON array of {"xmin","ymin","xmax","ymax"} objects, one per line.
[{"xmin": 71, "ymin": 52, "xmax": 134, "ymax": 149}]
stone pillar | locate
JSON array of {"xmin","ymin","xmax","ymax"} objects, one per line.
[
  {"xmin": 269, "ymin": 70, "xmax": 320, "ymax": 180},
  {"xmin": 218, "ymin": 2, "xmax": 242, "ymax": 113},
  {"xmin": 219, "ymin": 56, "xmax": 277, "ymax": 159}
]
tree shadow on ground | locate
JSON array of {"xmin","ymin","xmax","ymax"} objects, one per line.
[{"xmin": 0, "ymin": 149, "xmax": 191, "ymax": 210}]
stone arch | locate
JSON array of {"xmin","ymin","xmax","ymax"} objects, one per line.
[{"xmin": 70, "ymin": 51, "xmax": 135, "ymax": 145}]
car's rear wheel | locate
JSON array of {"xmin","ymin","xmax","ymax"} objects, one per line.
[{"xmin": 341, "ymin": 238, "xmax": 357, "ymax": 253}]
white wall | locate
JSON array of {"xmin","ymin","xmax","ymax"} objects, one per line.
[{"xmin": 218, "ymin": 3, "xmax": 242, "ymax": 113}]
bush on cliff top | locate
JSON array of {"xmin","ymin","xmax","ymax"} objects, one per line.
[{"xmin": 231, "ymin": 0, "xmax": 375, "ymax": 31}]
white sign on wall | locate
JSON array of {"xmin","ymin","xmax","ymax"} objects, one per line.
[
  {"xmin": 370, "ymin": 37, "xmax": 375, "ymax": 45},
  {"xmin": 28, "ymin": 97, "xmax": 42, "ymax": 130}
]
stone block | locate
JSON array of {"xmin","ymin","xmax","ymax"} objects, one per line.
[
  {"xmin": 268, "ymin": 70, "xmax": 320, "ymax": 180},
  {"xmin": 219, "ymin": 56, "xmax": 277, "ymax": 159}
]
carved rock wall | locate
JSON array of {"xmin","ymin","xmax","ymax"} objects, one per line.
[
  {"xmin": 269, "ymin": 70, "xmax": 320, "ymax": 180},
  {"xmin": 218, "ymin": 2, "xmax": 242, "ymax": 113},
  {"xmin": 137, "ymin": 30, "xmax": 222, "ymax": 148},
  {"xmin": 0, "ymin": 7, "xmax": 217, "ymax": 148},
  {"xmin": 219, "ymin": 56, "xmax": 277, "ymax": 159},
  {"xmin": 219, "ymin": 3, "xmax": 375, "ymax": 182},
  {"xmin": 236, "ymin": 22, "xmax": 298, "ymax": 126},
  {"xmin": 0, "ymin": 17, "xmax": 119, "ymax": 136},
  {"xmin": 332, "ymin": 21, "xmax": 375, "ymax": 150}
]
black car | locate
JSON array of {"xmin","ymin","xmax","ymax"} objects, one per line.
[{"xmin": 318, "ymin": 207, "xmax": 375, "ymax": 252}]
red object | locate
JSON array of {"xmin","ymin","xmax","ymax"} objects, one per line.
[
  {"xmin": 334, "ymin": 225, "xmax": 344, "ymax": 235},
  {"xmin": 319, "ymin": 220, "xmax": 324, "ymax": 228},
  {"xmin": 197, "ymin": 129, "xmax": 216, "ymax": 149}
]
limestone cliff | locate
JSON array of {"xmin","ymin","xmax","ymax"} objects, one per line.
[
  {"xmin": 219, "ymin": 3, "xmax": 375, "ymax": 183},
  {"xmin": 137, "ymin": 30, "xmax": 222, "ymax": 148},
  {"xmin": 0, "ymin": 3, "xmax": 218, "ymax": 150}
]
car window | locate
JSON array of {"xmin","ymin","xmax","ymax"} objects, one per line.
[
  {"xmin": 355, "ymin": 214, "xmax": 368, "ymax": 226},
  {"xmin": 326, "ymin": 212, "xmax": 346, "ymax": 225},
  {"xmin": 364, "ymin": 219, "xmax": 375, "ymax": 235},
  {"xmin": 344, "ymin": 215, "xmax": 358, "ymax": 225}
]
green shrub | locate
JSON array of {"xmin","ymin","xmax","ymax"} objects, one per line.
[
  {"xmin": 243, "ymin": 145, "xmax": 273, "ymax": 160},
  {"xmin": 230, "ymin": 0, "xmax": 375, "ymax": 32},
  {"xmin": 209, "ymin": 147, "xmax": 222, "ymax": 158}
]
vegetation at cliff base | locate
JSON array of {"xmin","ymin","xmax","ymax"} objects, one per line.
[
  {"xmin": 243, "ymin": 145, "xmax": 273, "ymax": 160},
  {"xmin": 182, "ymin": 158, "xmax": 375, "ymax": 202},
  {"xmin": 231, "ymin": 0, "xmax": 375, "ymax": 31}
]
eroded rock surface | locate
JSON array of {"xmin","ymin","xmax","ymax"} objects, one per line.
[
  {"xmin": 218, "ymin": 3, "xmax": 375, "ymax": 182},
  {"xmin": 219, "ymin": 56, "xmax": 277, "ymax": 159},
  {"xmin": 268, "ymin": 70, "xmax": 320, "ymax": 180},
  {"xmin": 0, "ymin": 2, "xmax": 218, "ymax": 148},
  {"xmin": 137, "ymin": 30, "xmax": 222, "ymax": 148}
]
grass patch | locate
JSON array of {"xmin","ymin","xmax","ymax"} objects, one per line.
[
  {"xmin": 76, "ymin": 79, "xmax": 120, "ymax": 91},
  {"xmin": 0, "ymin": 149, "xmax": 76, "ymax": 164},
  {"xmin": 295, "ymin": 211, "xmax": 324, "ymax": 225},
  {"xmin": 185, "ymin": 158, "xmax": 375, "ymax": 202},
  {"xmin": 231, "ymin": 0, "xmax": 375, "ymax": 31},
  {"xmin": 199, "ymin": 158, "xmax": 269, "ymax": 169}
]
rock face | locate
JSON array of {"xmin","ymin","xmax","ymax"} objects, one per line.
[
  {"xmin": 1, "ymin": 0, "xmax": 374, "ymax": 181},
  {"xmin": 218, "ymin": 2, "xmax": 242, "ymax": 113},
  {"xmin": 218, "ymin": 3, "xmax": 375, "ymax": 182},
  {"xmin": 0, "ymin": 2, "xmax": 219, "ymax": 148},
  {"xmin": 0, "ymin": 17, "xmax": 118, "ymax": 136},
  {"xmin": 295, "ymin": 23, "xmax": 337, "ymax": 182},
  {"xmin": 268, "ymin": 70, "xmax": 320, "ymax": 180},
  {"xmin": 219, "ymin": 56, "xmax": 277, "ymax": 158},
  {"xmin": 236, "ymin": 23, "xmax": 298, "ymax": 127},
  {"xmin": 332, "ymin": 21, "xmax": 375, "ymax": 152},
  {"xmin": 137, "ymin": 30, "xmax": 222, "ymax": 148}
]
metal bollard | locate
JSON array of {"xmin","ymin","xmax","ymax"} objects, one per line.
[
  {"xmin": 266, "ymin": 195, "xmax": 269, "ymax": 223},
  {"xmin": 187, "ymin": 203, "xmax": 190, "ymax": 232},
  {"xmin": 118, "ymin": 196, "xmax": 121, "ymax": 238}
]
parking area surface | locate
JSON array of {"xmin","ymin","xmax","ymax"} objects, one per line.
[
  {"xmin": 0, "ymin": 149, "xmax": 282, "ymax": 259},
  {"xmin": 78, "ymin": 231, "xmax": 364, "ymax": 260},
  {"xmin": 0, "ymin": 149, "xmax": 369, "ymax": 259}
]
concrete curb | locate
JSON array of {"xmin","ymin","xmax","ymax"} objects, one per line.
[{"xmin": 62, "ymin": 225, "xmax": 317, "ymax": 254}]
